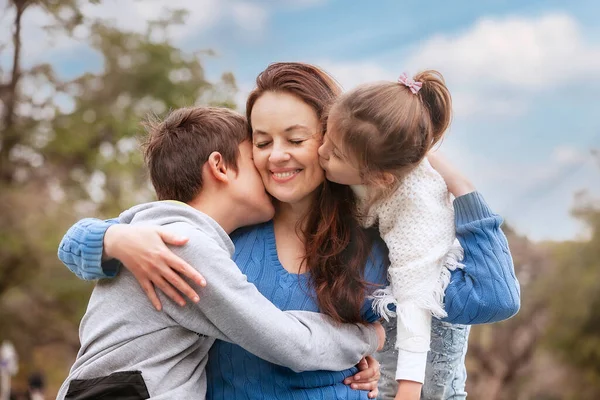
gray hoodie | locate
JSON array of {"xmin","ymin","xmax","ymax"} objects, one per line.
[{"xmin": 57, "ymin": 201, "xmax": 379, "ymax": 399}]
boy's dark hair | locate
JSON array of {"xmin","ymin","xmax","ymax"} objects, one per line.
[{"xmin": 142, "ymin": 106, "xmax": 248, "ymax": 202}]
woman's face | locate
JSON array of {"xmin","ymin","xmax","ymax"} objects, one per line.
[{"xmin": 250, "ymin": 91, "xmax": 325, "ymax": 208}]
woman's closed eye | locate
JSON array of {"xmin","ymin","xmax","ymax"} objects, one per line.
[
  {"xmin": 254, "ymin": 141, "xmax": 271, "ymax": 149},
  {"xmin": 289, "ymin": 139, "xmax": 305, "ymax": 145}
]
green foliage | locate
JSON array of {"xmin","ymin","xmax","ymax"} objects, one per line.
[
  {"xmin": 544, "ymin": 199, "xmax": 600, "ymax": 388},
  {"xmin": 0, "ymin": 0, "xmax": 237, "ymax": 394}
]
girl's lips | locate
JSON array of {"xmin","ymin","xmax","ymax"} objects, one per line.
[{"xmin": 271, "ymin": 169, "xmax": 301, "ymax": 183}]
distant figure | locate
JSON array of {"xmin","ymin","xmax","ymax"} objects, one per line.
[{"xmin": 27, "ymin": 372, "xmax": 45, "ymax": 400}]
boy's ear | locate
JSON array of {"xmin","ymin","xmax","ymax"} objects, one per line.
[{"xmin": 207, "ymin": 151, "xmax": 229, "ymax": 183}]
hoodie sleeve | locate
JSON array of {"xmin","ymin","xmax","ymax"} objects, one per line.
[{"xmin": 161, "ymin": 225, "xmax": 380, "ymax": 373}]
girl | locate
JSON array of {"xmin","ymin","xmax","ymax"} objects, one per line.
[{"xmin": 318, "ymin": 71, "xmax": 488, "ymax": 399}]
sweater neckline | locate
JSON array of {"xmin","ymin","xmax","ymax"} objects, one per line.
[{"xmin": 265, "ymin": 220, "xmax": 309, "ymax": 282}]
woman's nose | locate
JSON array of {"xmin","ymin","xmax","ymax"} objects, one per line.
[{"xmin": 269, "ymin": 143, "xmax": 291, "ymax": 163}]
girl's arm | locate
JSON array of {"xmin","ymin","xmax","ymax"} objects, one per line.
[
  {"xmin": 57, "ymin": 218, "xmax": 206, "ymax": 310},
  {"xmin": 428, "ymin": 152, "xmax": 521, "ymax": 324}
]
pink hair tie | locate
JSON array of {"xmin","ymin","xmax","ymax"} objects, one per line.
[{"xmin": 398, "ymin": 72, "xmax": 422, "ymax": 94}]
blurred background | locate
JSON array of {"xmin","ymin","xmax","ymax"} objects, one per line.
[{"xmin": 0, "ymin": 0, "xmax": 598, "ymax": 398}]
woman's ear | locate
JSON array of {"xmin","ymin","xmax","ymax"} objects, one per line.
[{"xmin": 207, "ymin": 151, "xmax": 229, "ymax": 183}]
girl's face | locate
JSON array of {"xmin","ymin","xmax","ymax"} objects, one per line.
[
  {"xmin": 318, "ymin": 116, "xmax": 363, "ymax": 186},
  {"xmin": 250, "ymin": 91, "xmax": 325, "ymax": 208}
]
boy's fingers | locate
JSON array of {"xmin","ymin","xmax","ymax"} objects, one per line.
[
  {"xmin": 153, "ymin": 275, "xmax": 186, "ymax": 307},
  {"xmin": 140, "ymin": 280, "xmax": 162, "ymax": 311},
  {"xmin": 170, "ymin": 255, "xmax": 206, "ymax": 287},
  {"xmin": 157, "ymin": 229, "xmax": 189, "ymax": 246},
  {"xmin": 163, "ymin": 269, "xmax": 200, "ymax": 303}
]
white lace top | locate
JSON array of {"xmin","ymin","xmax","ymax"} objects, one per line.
[{"xmin": 353, "ymin": 158, "xmax": 463, "ymax": 383}]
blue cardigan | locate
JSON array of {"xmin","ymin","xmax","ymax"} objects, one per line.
[{"xmin": 58, "ymin": 191, "xmax": 520, "ymax": 325}]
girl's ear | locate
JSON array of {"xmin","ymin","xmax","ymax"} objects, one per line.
[
  {"xmin": 207, "ymin": 151, "xmax": 229, "ymax": 183},
  {"xmin": 371, "ymin": 171, "xmax": 396, "ymax": 187}
]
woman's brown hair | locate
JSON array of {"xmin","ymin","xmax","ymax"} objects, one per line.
[
  {"xmin": 329, "ymin": 70, "xmax": 452, "ymax": 208},
  {"xmin": 246, "ymin": 62, "xmax": 380, "ymax": 324}
]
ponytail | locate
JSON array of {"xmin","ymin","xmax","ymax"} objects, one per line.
[{"xmin": 414, "ymin": 70, "xmax": 452, "ymax": 146}]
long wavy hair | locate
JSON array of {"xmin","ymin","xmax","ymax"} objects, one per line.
[{"xmin": 246, "ymin": 62, "xmax": 381, "ymax": 323}]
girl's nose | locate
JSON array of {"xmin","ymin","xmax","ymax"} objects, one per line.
[{"xmin": 318, "ymin": 139, "xmax": 329, "ymax": 160}]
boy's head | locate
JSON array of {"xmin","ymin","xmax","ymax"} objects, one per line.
[{"xmin": 142, "ymin": 106, "xmax": 274, "ymax": 226}]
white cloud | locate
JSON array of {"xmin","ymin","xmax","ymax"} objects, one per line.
[
  {"xmin": 231, "ymin": 2, "xmax": 268, "ymax": 35},
  {"xmin": 314, "ymin": 13, "xmax": 600, "ymax": 118},
  {"xmin": 404, "ymin": 13, "xmax": 600, "ymax": 117},
  {"xmin": 405, "ymin": 13, "xmax": 600, "ymax": 88},
  {"xmin": 553, "ymin": 145, "xmax": 590, "ymax": 165}
]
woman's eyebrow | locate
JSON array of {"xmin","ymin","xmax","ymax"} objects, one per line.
[
  {"xmin": 253, "ymin": 129, "xmax": 269, "ymax": 136},
  {"xmin": 284, "ymin": 124, "xmax": 312, "ymax": 133}
]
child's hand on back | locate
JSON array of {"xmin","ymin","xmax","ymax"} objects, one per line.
[
  {"xmin": 427, "ymin": 151, "xmax": 476, "ymax": 197},
  {"xmin": 104, "ymin": 224, "xmax": 207, "ymax": 310}
]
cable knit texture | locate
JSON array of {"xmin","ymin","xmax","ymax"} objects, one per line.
[{"xmin": 56, "ymin": 192, "xmax": 521, "ymax": 398}]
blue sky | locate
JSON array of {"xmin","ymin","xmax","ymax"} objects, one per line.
[{"xmin": 3, "ymin": 0, "xmax": 599, "ymax": 241}]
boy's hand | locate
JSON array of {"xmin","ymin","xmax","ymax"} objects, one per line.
[
  {"xmin": 105, "ymin": 224, "xmax": 207, "ymax": 310},
  {"xmin": 394, "ymin": 380, "xmax": 422, "ymax": 400},
  {"xmin": 344, "ymin": 355, "xmax": 380, "ymax": 399}
]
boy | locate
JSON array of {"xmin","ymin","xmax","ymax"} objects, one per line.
[{"xmin": 58, "ymin": 107, "xmax": 384, "ymax": 399}]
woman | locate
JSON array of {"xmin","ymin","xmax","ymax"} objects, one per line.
[{"xmin": 58, "ymin": 62, "xmax": 520, "ymax": 399}]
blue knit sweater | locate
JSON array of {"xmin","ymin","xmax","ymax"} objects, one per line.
[{"xmin": 58, "ymin": 192, "xmax": 520, "ymax": 398}]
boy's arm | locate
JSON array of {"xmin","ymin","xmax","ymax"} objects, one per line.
[
  {"xmin": 163, "ymin": 227, "xmax": 382, "ymax": 373},
  {"xmin": 57, "ymin": 218, "xmax": 204, "ymax": 309},
  {"xmin": 444, "ymin": 192, "xmax": 521, "ymax": 324}
]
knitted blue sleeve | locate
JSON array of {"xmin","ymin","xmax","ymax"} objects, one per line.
[
  {"xmin": 361, "ymin": 237, "xmax": 391, "ymax": 323},
  {"xmin": 443, "ymin": 192, "xmax": 521, "ymax": 325},
  {"xmin": 57, "ymin": 218, "xmax": 121, "ymax": 280}
]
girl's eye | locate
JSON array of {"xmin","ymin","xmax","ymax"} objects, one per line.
[
  {"xmin": 289, "ymin": 139, "xmax": 305, "ymax": 145},
  {"xmin": 254, "ymin": 141, "xmax": 271, "ymax": 149}
]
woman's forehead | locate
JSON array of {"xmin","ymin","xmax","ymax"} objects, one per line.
[{"xmin": 251, "ymin": 92, "xmax": 319, "ymax": 132}]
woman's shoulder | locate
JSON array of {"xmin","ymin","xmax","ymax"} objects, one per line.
[{"xmin": 230, "ymin": 220, "xmax": 273, "ymax": 245}]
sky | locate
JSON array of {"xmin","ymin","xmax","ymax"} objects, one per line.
[{"xmin": 2, "ymin": 0, "xmax": 599, "ymax": 241}]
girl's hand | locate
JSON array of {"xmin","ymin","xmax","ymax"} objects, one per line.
[
  {"xmin": 344, "ymin": 355, "xmax": 380, "ymax": 399},
  {"xmin": 427, "ymin": 151, "xmax": 476, "ymax": 197},
  {"xmin": 104, "ymin": 224, "xmax": 207, "ymax": 310},
  {"xmin": 394, "ymin": 380, "xmax": 422, "ymax": 400}
]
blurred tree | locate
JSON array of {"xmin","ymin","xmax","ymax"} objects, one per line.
[
  {"xmin": 544, "ymin": 192, "xmax": 600, "ymax": 397},
  {"xmin": 0, "ymin": 0, "xmax": 237, "ymax": 394},
  {"xmin": 466, "ymin": 225, "xmax": 554, "ymax": 400}
]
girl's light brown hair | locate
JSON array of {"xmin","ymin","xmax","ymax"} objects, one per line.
[
  {"xmin": 246, "ymin": 62, "xmax": 383, "ymax": 324},
  {"xmin": 330, "ymin": 70, "xmax": 452, "ymax": 207}
]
